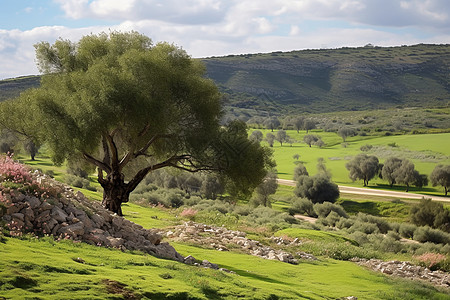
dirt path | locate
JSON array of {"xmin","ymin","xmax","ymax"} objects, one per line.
[{"xmin": 277, "ymin": 179, "xmax": 450, "ymax": 203}]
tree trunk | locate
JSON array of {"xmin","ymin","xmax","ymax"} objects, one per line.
[
  {"xmin": 445, "ymin": 187, "xmax": 448, "ymax": 196},
  {"xmin": 405, "ymin": 184, "xmax": 409, "ymax": 192},
  {"xmin": 101, "ymin": 172, "xmax": 130, "ymax": 216}
]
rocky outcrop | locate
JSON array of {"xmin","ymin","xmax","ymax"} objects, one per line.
[
  {"xmin": 165, "ymin": 221, "xmax": 316, "ymax": 264},
  {"xmin": 352, "ymin": 258, "xmax": 449, "ymax": 288},
  {"xmin": 0, "ymin": 171, "xmax": 183, "ymax": 262}
]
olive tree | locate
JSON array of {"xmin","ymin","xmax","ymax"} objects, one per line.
[
  {"xmin": 338, "ymin": 127, "xmax": 356, "ymax": 142},
  {"xmin": 346, "ymin": 154, "xmax": 379, "ymax": 186},
  {"xmin": 303, "ymin": 134, "xmax": 319, "ymax": 147},
  {"xmin": 275, "ymin": 129, "xmax": 288, "ymax": 146},
  {"xmin": 381, "ymin": 157, "xmax": 403, "ymax": 187},
  {"xmin": 3, "ymin": 32, "xmax": 273, "ymax": 215},
  {"xmin": 251, "ymin": 171, "xmax": 278, "ymax": 207},
  {"xmin": 249, "ymin": 130, "xmax": 263, "ymax": 143},
  {"xmin": 430, "ymin": 164, "xmax": 450, "ymax": 196},
  {"xmin": 294, "ymin": 173, "xmax": 339, "ymax": 203},
  {"xmin": 266, "ymin": 132, "xmax": 275, "ymax": 147}
]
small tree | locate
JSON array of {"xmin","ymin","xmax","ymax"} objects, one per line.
[
  {"xmin": 338, "ymin": 127, "xmax": 356, "ymax": 142},
  {"xmin": 249, "ymin": 130, "xmax": 263, "ymax": 143},
  {"xmin": 430, "ymin": 164, "xmax": 450, "ymax": 196},
  {"xmin": 264, "ymin": 117, "xmax": 281, "ymax": 132},
  {"xmin": 314, "ymin": 138, "xmax": 325, "ymax": 148},
  {"xmin": 266, "ymin": 132, "xmax": 275, "ymax": 147},
  {"xmin": 293, "ymin": 116, "xmax": 304, "ymax": 133},
  {"xmin": 293, "ymin": 163, "xmax": 309, "ymax": 181},
  {"xmin": 303, "ymin": 134, "xmax": 319, "ymax": 147},
  {"xmin": 303, "ymin": 119, "xmax": 316, "ymax": 133},
  {"xmin": 393, "ymin": 159, "xmax": 419, "ymax": 192},
  {"xmin": 252, "ymin": 171, "xmax": 278, "ymax": 207},
  {"xmin": 410, "ymin": 198, "xmax": 450, "ymax": 232},
  {"xmin": 275, "ymin": 129, "xmax": 288, "ymax": 146},
  {"xmin": 382, "ymin": 157, "xmax": 403, "ymax": 187},
  {"xmin": 292, "ymin": 154, "xmax": 300, "ymax": 161},
  {"xmin": 346, "ymin": 153, "xmax": 379, "ymax": 186},
  {"xmin": 24, "ymin": 139, "xmax": 39, "ymax": 161},
  {"xmin": 294, "ymin": 173, "xmax": 339, "ymax": 203},
  {"xmin": 317, "ymin": 157, "xmax": 332, "ymax": 179}
]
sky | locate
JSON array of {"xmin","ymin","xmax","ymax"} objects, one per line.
[{"xmin": 0, "ymin": 0, "xmax": 449, "ymax": 79}]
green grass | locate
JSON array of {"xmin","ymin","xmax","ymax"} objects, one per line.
[
  {"xmin": 2, "ymin": 235, "xmax": 448, "ymax": 299},
  {"xmin": 258, "ymin": 130, "xmax": 450, "ymax": 193}
]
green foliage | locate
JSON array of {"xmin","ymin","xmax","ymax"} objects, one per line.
[
  {"xmin": 293, "ymin": 163, "xmax": 309, "ymax": 181},
  {"xmin": 430, "ymin": 164, "xmax": 450, "ymax": 195},
  {"xmin": 345, "ymin": 153, "xmax": 379, "ymax": 186},
  {"xmin": 288, "ymin": 197, "xmax": 316, "ymax": 217},
  {"xmin": 313, "ymin": 202, "xmax": 348, "ymax": 218},
  {"xmin": 410, "ymin": 199, "xmax": 450, "ymax": 232},
  {"xmin": 294, "ymin": 174, "xmax": 339, "ymax": 203}
]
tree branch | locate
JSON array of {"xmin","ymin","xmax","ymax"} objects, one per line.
[{"xmin": 83, "ymin": 152, "xmax": 112, "ymax": 174}]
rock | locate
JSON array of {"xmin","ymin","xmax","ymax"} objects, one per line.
[
  {"xmin": 11, "ymin": 213, "xmax": 24, "ymax": 221},
  {"xmin": 59, "ymin": 221, "xmax": 85, "ymax": 237},
  {"xmin": 51, "ymin": 206, "xmax": 68, "ymax": 222},
  {"xmin": 184, "ymin": 255, "xmax": 197, "ymax": 265},
  {"xmin": 40, "ymin": 201, "xmax": 53, "ymax": 211},
  {"xmin": 25, "ymin": 196, "xmax": 41, "ymax": 209},
  {"xmin": 202, "ymin": 260, "xmax": 219, "ymax": 270}
]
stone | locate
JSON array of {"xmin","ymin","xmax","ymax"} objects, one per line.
[
  {"xmin": 51, "ymin": 206, "xmax": 68, "ymax": 222},
  {"xmin": 11, "ymin": 213, "xmax": 24, "ymax": 221},
  {"xmin": 40, "ymin": 202, "xmax": 53, "ymax": 211},
  {"xmin": 184, "ymin": 255, "xmax": 197, "ymax": 265},
  {"xmin": 25, "ymin": 196, "xmax": 41, "ymax": 209},
  {"xmin": 59, "ymin": 221, "xmax": 85, "ymax": 237},
  {"xmin": 201, "ymin": 260, "xmax": 219, "ymax": 270}
]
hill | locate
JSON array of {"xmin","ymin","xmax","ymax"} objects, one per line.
[
  {"xmin": 203, "ymin": 44, "xmax": 450, "ymax": 114},
  {"xmin": 1, "ymin": 44, "xmax": 449, "ymax": 115},
  {"xmin": 0, "ymin": 76, "xmax": 40, "ymax": 102}
]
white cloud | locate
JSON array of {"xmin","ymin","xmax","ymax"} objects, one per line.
[{"xmin": 1, "ymin": 0, "xmax": 450, "ymax": 79}]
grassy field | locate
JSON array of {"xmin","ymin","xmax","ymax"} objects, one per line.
[
  {"xmin": 1, "ymin": 202, "xmax": 449, "ymax": 300},
  {"xmin": 1, "ymin": 147, "xmax": 449, "ymax": 299},
  {"xmin": 257, "ymin": 130, "xmax": 450, "ymax": 194}
]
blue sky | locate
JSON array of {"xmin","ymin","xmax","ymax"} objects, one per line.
[{"xmin": 1, "ymin": 0, "xmax": 449, "ymax": 79}]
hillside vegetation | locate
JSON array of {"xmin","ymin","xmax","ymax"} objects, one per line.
[
  {"xmin": 2, "ymin": 44, "xmax": 449, "ymax": 117},
  {"xmin": 203, "ymin": 44, "xmax": 450, "ymax": 114}
]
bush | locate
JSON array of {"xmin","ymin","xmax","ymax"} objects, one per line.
[
  {"xmin": 354, "ymin": 213, "xmax": 391, "ymax": 234},
  {"xmin": 348, "ymin": 221, "xmax": 380, "ymax": 234},
  {"xmin": 313, "ymin": 202, "xmax": 348, "ymax": 218},
  {"xmin": 288, "ymin": 198, "xmax": 316, "ymax": 217},
  {"xmin": 413, "ymin": 226, "xmax": 450, "ymax": 244},
  {"xmin": 65, "ymin": 174, "xmax": 91, "ymax": 190},
  {"xmin": 410, "ymin": 198, "xmax": 450, "ymax": 232},
  {"xmin": 399, "ymin": 223, "xmax": 417, "ymax": 239},
  {"xmin": 414, "ymin": 253, "xmax": 450, "ymax": 271},
  {"xmin": 294, "ymin": 174, "xmax": 339, "ymax": 203},
  {"xmin": 233, "ymin": 205, "xmax": 252, "ymax": 216},
  {"xmin": 360, "ymin": 144, "xmax": 373, "ymax": 152}
]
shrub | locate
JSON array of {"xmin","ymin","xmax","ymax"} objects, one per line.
[
  {"xmin": 398, "ymin": 223, "xmax": 417, "ymax": 239},
  {"xmin": 65, "ymin": 174, "xmax": 90, "ymax": 189},
  {"xmin": 413, "ymin": 226, "xmax": 450, "ymax": 244},
  {"xmin": 348, "ymin": 221, "xmax": 380, "ymax": 234},
  {"xmin": 348, "ymin": 231, "xmax": 369, "ymax": 246},
  {"xmin": 288, "ymin": 198, "xmax": 316, "ymax": 217},
  {"xmin": 354, "ymin": 213, "xmax": 391, "ymax": 233},
  {"xmin": 313, "ymin": 202, "xmax": 348, "ymax": 218},
  {"xmin": 294, "ymin": 174, "xmax": 339, "ymax": 204},
  {"xmin": 0, "ymin": 155, "xmax": 31, "ymax": 184},
  {"xmin": 414, "ymin": 253, "xmax": 449, "ymax": 271},
  {"xmin": 410, "ymin": 198, "xmax": 450, "ymax": 232},
  {"xmin": 233, "ymin": 205, "xmax": 252, "ymax": 216},
  {"xmin": 180, "ymin": 208, "xmax": 198, "ymax": 220},
  {"xmin": 360, "ymin": 144, "xmax": 373, "ymax": 152}
]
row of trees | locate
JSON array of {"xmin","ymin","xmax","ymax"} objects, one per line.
[
  {"xmin": 346, "ymin": 154, "xmax": 450, "ymax": 195},
  {"xmin": 250, "ymin": 129, "xmax": 325, "ymax": 148},
  {"xmin": 251, "ymin": 116, "xmax": 317, "ymax": 133}
]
